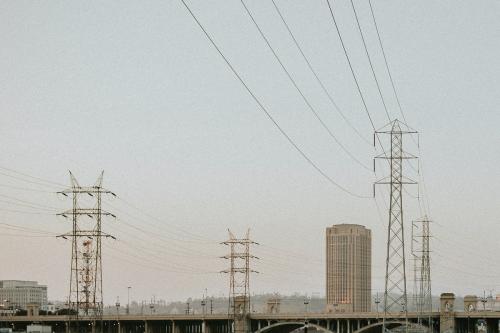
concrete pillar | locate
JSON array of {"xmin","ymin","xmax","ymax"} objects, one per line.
[
  {"xmin": 440, "ymin": 293, "xmax": 456, "ymax": 333},
  {"xmin": 357, "ymin": 320, "xmax": 360, "ymax": 331},
  {"xmin": 92, "ymin": 321, "xmax": 97, "ymax": 333},
  {"xmin": 173, "ymin": 321, "xmax": 180, "ymax": 333},
  {"xmin": 65, "ymin": 321, "xmax": 70, "ymax": 333},
  {"xmin": 336, "ymin": 320, "xmax": 340, "ymax": 333},
  {"xmin": 202, "ymin": 321, "xmax": 206, "ymax": 333},
  {"xmin": 347, "ymin": 320, "xmax": 351, "ymax": 333},
  {"xmin": 257, "ymin": 321, "xmax": 261, "ymax": 331}
]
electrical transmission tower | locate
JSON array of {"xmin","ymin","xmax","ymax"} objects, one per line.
[
  {"xmin": 221, "ymin": 229, "xmax": 258, "ymax": 333},
  {"xmin": 57, "ymin": 171, "xmax": 116, "ymax": 328},
  {"xmin": 412, "ymin": 217, "xmax": 432, "ymax": 332},
  {"xmin": 374, "ymin": 119, "xmax": 417, "ymax": 332}
]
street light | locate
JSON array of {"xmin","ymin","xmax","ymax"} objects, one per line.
[
  {"xmin": 149, "ymin": 296, "xmax": 156, "ymax": 315},
  {"xmin": 303, "ymin": 298, "xmax": 310, "ymax": 321},
  {"xmin": 374, "ymin": 294, "xmax": 381, "ymax": 319},
  {"xmin": 201, "ymin": 300, "xmax": 206, "ymax": 316},
  {"xmin": 304, "ymin": 298, "xmax": 310, "ymax": 312},
  {"xmin": 127, "ymin": 287, "xmax": 131, "ymax": 315},
  {"xmin": 303, "ymin": 298, "xmax": 310, "ymax": 333},
  {"xmin": 481, "ymin": 291, "xmax": 488, "ymax": 311},
  {"xmin": 115, "ymin": 297, "xmax": 120, "ymax": 316}
]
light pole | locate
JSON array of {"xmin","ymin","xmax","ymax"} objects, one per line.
[
  {"xmin": 375, "ymin": 294, "xmax": 381, "ymax": 319},
  {"xmin": 115, "ymin": 297, "xmax": 120, "ymax": 316},
  {"xmin": 201, "ymin": 289, "xmax": 207, "ymax": 316},
  {"xmin": 201, "ymin": 300, "xmax": 206, "ymax": 316},
  {"xmin": 127, "ymin": 287, "xmax": 131, "ymax": 315},
  {"xmin": 149, "ymin": 298, "xmax": 155, "ymax": 315},
  {"xmin": 304, "ymin": 298, "xmax": 310, "ymax": 321},
  {"xmin": 481, "ymin": 291, "xmax": 487, "ymax": 311},
  {"xmin": 304, "ymin": 298, "xmax": 310, "ymax": 333}
]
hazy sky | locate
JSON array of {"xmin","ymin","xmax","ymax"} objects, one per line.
[{"xmin": 1, "ymin": 1, "xmax": 499, "ymax": 305}]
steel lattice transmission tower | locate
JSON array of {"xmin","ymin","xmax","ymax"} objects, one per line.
[
  {"xmin": 221, "ymin": 229, "xmax": 258, "ymax": 333},
  {"xmin": 57, "ymin": 171, "xmax": 116, "ymax": 323},
  {"xmin": 412, "ymin": 217, "xmax": 432, "ymax": 332},
  {"xmin": 374, "ymin": 119, "xmax": 417, "ymax": 331}
]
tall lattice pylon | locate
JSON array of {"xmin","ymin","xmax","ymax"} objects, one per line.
[
  {"xmin": 374, "ymin": 119, "xmax": 417, "ymax": 331},
  {"xmin": 57, "ymin": 171, "xmax": 116, "ymax": 326},
  {"xmin": 221, "ymin": 229, "xmax": 258, "ymax": 333},
  {"xmin": 412, "ymin": 217, "xmax": 432, "ymax": 332}
]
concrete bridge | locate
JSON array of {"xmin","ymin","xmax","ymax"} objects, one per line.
[
  {"xmin": 0, "ymin": 312, "xmax": 432, "ymax": 333},
  {"xmin": 0, "ymin": 312, "xmax": 498, "ymax": 333},
  {"xmin": 1, "ymin": 294, "xmax": 498, "ymax": 333}
]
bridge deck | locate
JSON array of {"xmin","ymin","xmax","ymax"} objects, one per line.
[{"xmin": 1, "ymin": 311, "xmax": 499, "ymax": 323}]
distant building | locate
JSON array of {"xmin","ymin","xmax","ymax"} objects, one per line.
[
  {"xmin": 326, "ymin": 224, "xmax": 371, "ymax": 313},
  {"xmin": 0, "ymin": 280, "xmax": 47, "ymax": 310},
  {"xmin": 46, "ymin": 303, "xmax": 57, "ymax": 313}
]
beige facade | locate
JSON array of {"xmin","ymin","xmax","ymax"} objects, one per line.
[
  {"xmin": 0, "ymin": 280, "xmax": 47, "ymax": 311},
  {"xmin": 326, "ymin": 224, "xmax": 371, "ymax": 313}
]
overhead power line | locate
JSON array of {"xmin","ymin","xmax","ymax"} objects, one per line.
[
  {"xmin": 0, "ymin": 165, "xmax": 66, "ymax": 188},
  {"xmin": 367, "ymin": 0, "xmax": 433, "ymax": 217},
  {"xmin": 349, "ymin": 0, "xmax": 391, "ymax": 122},
  {"xmin": 367, "ymin": 0, "xmax": 407, "ymax": 125},
  {"xmin": 179, "ymin": 0, "xmax": 369, "ymax": 199},
  {"xmin": 240, "ymin": 0, "xmax": 371, "ymax": 172},
  {"xmin": 270, "ymin": 0, "xmax": 371, "ymax": 146},
  {"xmin": 325, "ymin": 0, "xmax": 378, "ymax": 133},
  {"xmin": 0, "ymin": 183, "xmax": 53, "ymax": 193},
  {"xmin": 0, "ymin": 193, "xmax": 59, "ymax": 211}
]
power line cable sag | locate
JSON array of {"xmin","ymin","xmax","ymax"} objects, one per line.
[
  {"xmin": 107, "ymin": 199, "xmax": 218, "ymax": 244},
  {"xmin": 349, "ymin": 0, "xmax": 391, "ymax": 122},
  {"xmin": 270, "ymin": 0, "xmax": 371, "ymax": 146},
  {"xmin": 324, "ymin": 0, "xmax": 400, "ymax": 222},
  {"xmin": 179, "ymin": 0, "xmax": 369, "ymax": 199},
  {"xmin": 115, "ymin": 196, "xmax": 220, "ymax": 242},
  {"xmin": 367, "ymin": 0, "xmax": 433, "ymax": 217},
  {"xmin": 240, "ymin": 0, "xmax": 371, "ymax": 173},
  {"xmin": 325, "ymin": 0, "xmax": 391, "ymax": 169},
  {"xmin": 0, "ymin": 165, "xmax": 66, "ymax": 188},
  {"xmin": 367, "ymin": 0, "xmax": 407, "ymax": 126},
  {"xmin": 325, "ymin": 0, "xmax": 418, "ymax": 207},
  {"xmin": 325, "ymin": 0, "xmax": 378, "ymax": 134}
]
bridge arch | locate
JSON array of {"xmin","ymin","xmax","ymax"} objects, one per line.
[
  {"xmin": 353, "ymin": 321, "xmax": 425, "ymax": 333},
  {"xmin": 255, "ymin": 321, "xmax": 335, "ymax": 333}
]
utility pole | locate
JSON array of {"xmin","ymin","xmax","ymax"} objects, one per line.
[
  {"xmin": 412, "ymin": 217, "xmax": 432, "ymax": 332},
  {"xmin": 221, "ymin": 229, "xmax": 258, "ymax": 333},
  {"xmin": 127, "ymin": 287, "xmax": 131, "ymax": 315},
  {"xmin": 481, "ymin": 291, "xmax": 487, "ymax": 311},
  {"xmin": 375, "ymin": 120, "xmax": 418, "ymax": 333},
  {"xmin": 57, "ymin": 171, "xmax": 116, "ymax": 333},
  {"xmin": 375, "ymin": 293, "xmax": 381, "ymax": 319},
  {"xmin": 115, "ymin": 297, "xmax": 120, "ymax": 316}
]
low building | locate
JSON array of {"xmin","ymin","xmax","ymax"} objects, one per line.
[
  {"xmin": 27, "ymin": 325, "xmax": 51, "ymax": 333},
  {"xmin": 0, "ymin": 280, "xmax": 47, "ymax": 311}
]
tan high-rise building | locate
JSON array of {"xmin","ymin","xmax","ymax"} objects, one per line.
[{"xmin": 326, "ymin": 224, "xmax": 371, "ymax": 313}]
